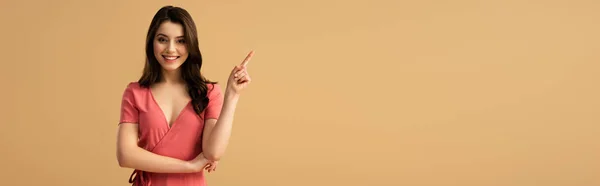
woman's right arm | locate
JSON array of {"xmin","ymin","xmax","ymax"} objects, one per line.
[{"xmin": 116, "ymin": 123, "xmax": 209, "ymax": 173}]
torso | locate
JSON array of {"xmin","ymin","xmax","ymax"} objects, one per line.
[
  {"xmin": 149, "ymin": 82, "xmax": 191, "ymax": 128},
  {"xmin": 120, "ymin": 81, "xmax": 223, "ymax": 186}
]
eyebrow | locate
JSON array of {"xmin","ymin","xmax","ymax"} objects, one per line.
[{"xmin": 156, "ymin": 33, "xmax": 184, "ymax": 38}]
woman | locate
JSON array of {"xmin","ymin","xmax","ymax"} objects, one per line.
[{"xmin": 116, "ymin": 5, "xmax": 253, "ymax": 186}]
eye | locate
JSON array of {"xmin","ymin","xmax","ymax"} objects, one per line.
[
  {"xmin": 157, "ymin": 37, "xmax": 167, "ymax": 43},
  {"xmin": 177, "ymin": 39, "xmax": 186, "ymax": 44}
]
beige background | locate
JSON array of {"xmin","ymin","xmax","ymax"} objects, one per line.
[{"xmin": 0, "ymin": 0, "xmax": 598, "ymax": 185}]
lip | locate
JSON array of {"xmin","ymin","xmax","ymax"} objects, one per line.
[{"xmin": 162, "ymin": 55, "xmax": 180, "ymax": 63}]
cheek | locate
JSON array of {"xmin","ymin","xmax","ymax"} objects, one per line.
[
  {"xmin": 179, "ymin": 46, "xmax": 189, "ymax": 56},
  {"xmin": 153, "ymin": 42, "xmax": 165, "ymax": 55}
]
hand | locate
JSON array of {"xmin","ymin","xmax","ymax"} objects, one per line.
[
  {"xmin": 204, "ymin": 161, "xmax": 219, "ymax": 173},
  {"xmin": 226, "ymin": 50, "xmax": 254, "ymax": 96},
  {"xmin": 187, "ymin": 152, "xmax": 213, "ymax": 172}
]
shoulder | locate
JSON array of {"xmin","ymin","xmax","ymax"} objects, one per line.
[
  {"xmin": 206, "ymin": 82, "xmax": 221, "ymax": 90},
  {"xmin": 124, "ymin": 81, "xmax": 144, "ymax": 92},
  {"xmin": 122, "ymin": 81, "xmax": 146, "ymax": 97},
  {"xmin": 206, "ymin": 83, "xmax": 222, "ymax": 97}
]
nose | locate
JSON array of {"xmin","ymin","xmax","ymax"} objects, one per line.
[{"xmin": 166, "ymin": 41, "xmax": 177, "ymax": 53}]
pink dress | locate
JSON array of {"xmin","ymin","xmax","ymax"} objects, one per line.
[{"xmin": 119, "ymin": 82, "xmax": 223, "ymax": 186}]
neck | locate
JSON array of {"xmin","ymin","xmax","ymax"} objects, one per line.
[{"xmin": 161, "ymin": 69, "xmax": 184, "ymax": 85}]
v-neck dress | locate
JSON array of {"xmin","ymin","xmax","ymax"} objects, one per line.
[{"xmin": 119, "ymin": 82, "xmax": 224, "ymax": 186}]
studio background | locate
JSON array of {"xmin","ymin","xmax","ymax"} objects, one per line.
[{"xmin": 0, "ymin": 0, "xmax": 598, "ymax": 185}]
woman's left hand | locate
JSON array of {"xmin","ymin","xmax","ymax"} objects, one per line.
[
  {"xmin": 205, "ymin": 161, "xmax": 218, "ymax": 173},
  {"xmin": 226, "ymin": 50, "xmax": 254, "ymax": 96}
]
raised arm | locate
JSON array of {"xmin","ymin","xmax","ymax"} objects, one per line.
[
  {"xmin": 202, "ymin": 51, "xmax": 254, "ymax": 161},
  {"xmin": 201, "ymin": 94, "xmax": 239, "ymax": 161}
]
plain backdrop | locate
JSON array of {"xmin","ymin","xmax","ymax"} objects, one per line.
[{"xmin": 0, "ymin": 0, "xmax": 598, "ymax": 185}]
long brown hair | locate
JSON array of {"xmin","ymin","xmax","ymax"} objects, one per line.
[{"xmin": 138, "ymin": 5, "xmax": 216, "ymax": 115}]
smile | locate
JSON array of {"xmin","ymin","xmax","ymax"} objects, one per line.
[{"xmin": 163, "ymin": 55, "xmax": 180, "ymax": 62}]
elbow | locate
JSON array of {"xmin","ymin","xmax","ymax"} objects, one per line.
[
  {"xmin": 116, "ymin": 150, "xmax": 131, "ymax": 168},
  {"xmin": 117, "ymin": 157, "xmax": 128, "ymax": 168},
  {"xmin": 208, "ymin": 155, "xmax": 222, "ymax": 162},
  {"xmin": 204, "ymin": 151, "xmax": 223, "ymax": 162}
]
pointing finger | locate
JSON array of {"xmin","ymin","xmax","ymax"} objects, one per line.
[{"xmin": 241, "ymin": 50, "xmax": 254, "ymax": 67}]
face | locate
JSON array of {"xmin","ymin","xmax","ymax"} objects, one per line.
[{"xmin": 153, "ymin": 21, "xmax": 189, "ymax": 72}]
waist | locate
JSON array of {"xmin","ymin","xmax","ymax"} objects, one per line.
[{"xmin": 131, "ymin": 171, "xmax": 206, "ymax": 186}]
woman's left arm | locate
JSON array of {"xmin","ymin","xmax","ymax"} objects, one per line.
[
  {"xmin": 202, "ymin": 93, "xmax": 239, "ymax": 162},
  {"xmin": 202, "ymin": 51, "xmax": 254, "ymax": 162}
]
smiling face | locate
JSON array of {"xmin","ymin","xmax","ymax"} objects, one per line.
[{"xmin": 153, "ymin": 21, "xmax": 189, "ymax": 72}]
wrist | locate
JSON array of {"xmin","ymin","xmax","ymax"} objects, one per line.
[
  {"xmin": 224, "ymin": 90, "xmax": 240, "ymax": 101},
  {"xmin": 183, "ymin": 161, "xmax": 197, "ymax": 172}
]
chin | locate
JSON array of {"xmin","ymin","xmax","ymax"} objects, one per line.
[{"xmin": 159, "ymin": 63, "xmax": 183, "ymax": 71}]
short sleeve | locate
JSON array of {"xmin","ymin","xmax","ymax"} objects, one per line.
[
  {"xmin": 204, "ymin": 84, "xmax": 224, "ymax": 119},
  {"xmin": 119, "ymin": 83, "xmax": 139, "ymax": 124}
]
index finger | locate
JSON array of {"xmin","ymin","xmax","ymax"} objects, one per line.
[{"xmin": 241, "ymin": 50, "xmax": 254, "ymax": 67}]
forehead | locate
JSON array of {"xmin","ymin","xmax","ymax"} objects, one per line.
[{"xmin": 156, "ymin": 21, "xmax": 184, "ymax": 37}]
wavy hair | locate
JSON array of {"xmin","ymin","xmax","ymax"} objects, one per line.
[{"xmin": 138, "ymin": 5, "xmax": 216, "ymax": 115}]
